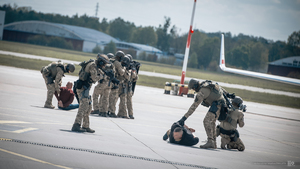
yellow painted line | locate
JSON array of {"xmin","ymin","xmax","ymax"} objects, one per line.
[
  {"xmin": 0, "ymin": 147, "xmax": 72, "ymax": 169},
  {"xmin": 13, "ymin": 127, "xmax": 38, "ymax": 133},
  {"xmin": 0, "ymin": 120, "xmax": 31, "ymax": 124}
]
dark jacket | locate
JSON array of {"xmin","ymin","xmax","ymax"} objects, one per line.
[{"xmin": 169, "ymin": 122, "xmax": 199, "ymax": 146}]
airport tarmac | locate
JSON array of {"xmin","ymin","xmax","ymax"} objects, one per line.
[{"xmin": 0, "ymin": 65, "xmax": 299, "ymax": 169}]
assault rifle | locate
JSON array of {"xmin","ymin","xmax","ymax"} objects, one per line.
[
  {"xmin": 131, "ymin": 61, "xmax": 141, "ymax": 94},
  {"xmin": 102, "ymin": 69, "xmax": 120, "ymax": 87}
]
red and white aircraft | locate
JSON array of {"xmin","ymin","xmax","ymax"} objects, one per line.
[{"xmin": 219, "ymin": 34, "xmax": 300, "ymax": 86}]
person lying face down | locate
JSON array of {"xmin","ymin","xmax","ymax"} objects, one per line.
[{"xmin": 163, "ymin": 121, "xmax": 199, "ymax": 146}]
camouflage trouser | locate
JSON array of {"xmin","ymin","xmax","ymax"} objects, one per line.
[
  {"xmin": 42, "ymin": 74, "xmax": 55, "ymax": 106},
  {"xmin": 74, "ymin": 87, "xmax": 92, "ymax": 128},
  {"xmin": 118, "ymin": 83, "xmax": 128, "ymax": 117},
  {"xmin": 220, "ymin": 134, "xmax": 245, "ymax": 151},
  {"xmin": 93, "ymin": 84, "xmax": 111, "ymax": 112},
  {"xmin": 203, "ymin": 104, "xmax": 221, "ymax": 140},
  {"xmin": 126, "ymin": 91, "xmax": 133, "ymax": 116},
  {"xmin": 108, "ymin": 88, "xmax": 119, "ymax": 114}
]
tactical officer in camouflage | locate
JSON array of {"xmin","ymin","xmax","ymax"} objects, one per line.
[
  {"xmin": 108, "ymin": 51, "xmax": 127, "ymax": 117},
  {"xmin": 117, "ymin": 55, "xmax": 131, "ymax": 118},
  {"xmin": 217, "ymin": 96, "xmax": 245, "ymax": 151},
  {"xmin": 125, "ymin": 54, "xmax": 139, "ymax": 119},
  {"xmin": 92, "ymin": 54, "xmax": 114, "ymax": 117},
  {"xmin": 71, "ymin": 54, "xmax": 108, "ymax": 133},
  {"xmin": 178, "ymin": 79, "xmax": 235, "ymax": 149},
  {"xmin": 41, "ymin": 60, "xmax": 75, "ymax": 109}
]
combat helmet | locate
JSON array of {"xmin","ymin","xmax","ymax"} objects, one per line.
[
  {"xmin": 188, "ymin": 78, "xmax": 200, "ymax": 91},
  {"xmin": 66, "ymin": 63, "xmax": 75, "ymax": 73},
  {"xmin": 107, "ymin": 53, "xmax": 114, "ymax": 59},
  {"xmin": 232, "ymin": 96, "xmax": 243, "ymax": 107},
  {"xmin": 96, "ymin": 54, "xmax": 110, "ymax": 67},
  {"xmin": 115, "ymin": 51, "xmax": 125, "ymax": 61},
  {"xmin": 126, "ymin": 54, "xmax": 133, "ymax": 62},
  {"xmin": 121, "ymin": 55, "xmax": 131, "ymax": 67}
]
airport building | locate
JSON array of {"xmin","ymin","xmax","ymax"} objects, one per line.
[
  {"xmin": 3, "ymin": 20, "xmax": 163, "ymax": 57},
  {"xmin": 268, "ymin": 56, "xmax": 300, "ymax": 77}
]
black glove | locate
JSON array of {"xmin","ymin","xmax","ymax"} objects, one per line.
[{"xmin": 178, "ymin": 116, "xmax": 187, "ymax": 126}]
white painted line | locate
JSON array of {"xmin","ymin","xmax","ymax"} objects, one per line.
[{"xmin": 13, "ymin": 128, "xmax": 38, "ymax": 133}]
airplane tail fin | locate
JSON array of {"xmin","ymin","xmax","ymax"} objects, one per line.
[{"xmin": 219, "ymin": 33, "xmax": 226, "ymax": 70}]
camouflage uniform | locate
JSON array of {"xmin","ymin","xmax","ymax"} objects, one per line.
[
  {"xmin": 92, "ymin": 68, "xmax": 111, "ymax": 115},
  {"xmin": 41, "ymin": 61, "xmax": 65, "ymax": 108},
  {"xmin": 74, "ymin": 61, "xmax": 104, "ymax": 130},
  {"xmin": 217, "ymin": 105, "xmax": 245, "ymax": 151},
  {"xmin": 117, "ymin": 69, "xmax": 131, "ymax": 118},
  {"xmin": 183, "ymin": 81, "xmax": 226, "ymax": 148},
  {"xmin": 108, "ymin": 59, "xmax": 126, "ymax": 116},
  {"xmin": 126, "ymin": 70, "xmax": 138, "ymax": 118}
]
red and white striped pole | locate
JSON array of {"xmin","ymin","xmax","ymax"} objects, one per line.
[{"xmin": 179, "ymin": 0, "xmax": 197, "ymax": 96}]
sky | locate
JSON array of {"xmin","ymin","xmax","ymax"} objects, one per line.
[{"xmin": 1, "ymin": 0, "xmax": 300, "ymax": 42}]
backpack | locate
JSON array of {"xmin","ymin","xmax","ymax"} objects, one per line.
[{"xmin": 78, "ymin": 59, "xmax": 94, "ymax": 81}]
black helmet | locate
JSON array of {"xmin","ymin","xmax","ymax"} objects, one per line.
[
  {"xmin": 232, "ymin": 96, "xmax": 243, "ymax": 107},
  {"xmin": 126, "ymin": 54, "xmax": 133, "ymax": 62},
  {"xmin": 115, "ymin": 51, "xmax": 125, "ymax": 61},
  {"xmin": 121, "ymin": 55, "xmax": 130, "ymax": 67},
  {"xmin": 107, "ymin": 53, "xmax": 114, "ymax": 59},
  {"xmin": 188, "ymin": 79, "xmax": 199, "ymax": 91},
  {"xmin": 66, "ymin": 63, "xmax": 75, "ymax": 73},
  {"xmin": 96, "ymin": 54, "xmax": 109, "ymax": 67}
]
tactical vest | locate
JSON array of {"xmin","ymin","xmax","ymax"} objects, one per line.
[
  {"xmin": 41, "ymin": 62, "xmax": 64, "ymax": 79},
  {"xmin": 201, "ymin": 81, "xmax": 224, "ymax": 106},
  {"xmin": 78, "ymin": 59, "xmax": 94, "ymax": 83}
]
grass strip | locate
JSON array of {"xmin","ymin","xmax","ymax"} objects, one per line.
[
  {"xmin": 0, "ymin": 54, "xmax": 299, "ymax": 109},
  {"xmin": 1, "ymin": 40, "xmax": 300, "ymax": 93}
]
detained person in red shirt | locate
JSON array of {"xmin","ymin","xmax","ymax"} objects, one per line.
[{"xmin": 55, "ymin": 81, "xmax": 79, "ymax": 110}]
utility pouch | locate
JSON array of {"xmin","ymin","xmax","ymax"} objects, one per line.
[
  {"xmin": 46, "ymin": 76, "xmax": 54, "ymax": 84},
  {"xmin": 209, "ymin": 101, "xmax": 219, "ymax": 115},
  {"xmin": 83, "ymin": 86, "xmax": 90, "ymax": 98},
  {"xmin": 76, "ymin": 80, "xmax": 83, "ymax": 89}
]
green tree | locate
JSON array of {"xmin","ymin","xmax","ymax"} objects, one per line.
[
  {"xmin": 188, "ymin": 52, "xmax": 198, "ymax": 68},
  {"xmin": 92, "ymin": 45, "xmax": 102, "ymax": 54},
  {"xmin": 156, "ymin": 17, "xmax": 171, "ymax": 52},
  {"xmin": 103, "ymin": 41, "xmax": 116, "ymax": 54},
  {"xmin": 108, "ymin": 17, "xmax": 135, "ymax": 41},
  {"xmin": 196, "ymin": 37, "xmax": 220, "ymax": 69},
  {"xmin": 100, "ymin": 18, "xmax": 109, "ymax": 33},
  {"xmin": 227, "ymin": 45, "xmax": 250, "ymax": 69},
  {"xmin": 131, "ymin": 26, "xmax": 157, "ymax": 46},
  {"xmin": 249, "ymin": 43, "xmax": 268, "ymax": 71},
  {"xmin": 288, "ymin": 30, "xmax": 300, "ymax": 47}
]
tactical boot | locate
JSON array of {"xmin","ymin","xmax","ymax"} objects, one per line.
[
  {"xmin": 99, "ymin": 112, "xmax": 108, "ymax": 117},
  {"xmin": 71, "ymin": 123, "xmax": 86, "ymax": 132},
  {"xmin": 109, "ymin": 113, "xmax": 117, "ymax": 118},
  {"xmin": 44, "ymin": 104, "xmax": 55, "ymax": 109},
  {"xmin": 90, "ymin": 110, "xmax": 100, "ymax": 114},
  {"xmin": 200, "ymin": 139, "xmax": 215, "ymax": 149},
  {"xmin": 163, "ymin": 130, "xmax": 170, "ymax": 141},
  {"xmin": 129, "ymin": 115, "xmax": 134, "ymax": 119},
  {"xmin": 82, "ymin": 127, "xmax": 95, "ymax": 133}
]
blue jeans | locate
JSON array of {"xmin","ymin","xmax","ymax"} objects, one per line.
[{"xmin": 58, "ymin": 104, "xmax": 79, "ymax": 110}]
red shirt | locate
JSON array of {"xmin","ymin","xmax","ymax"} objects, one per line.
[{"xmin": 55, "ymin": 87, "xmax": 75, "ymax": 108}]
